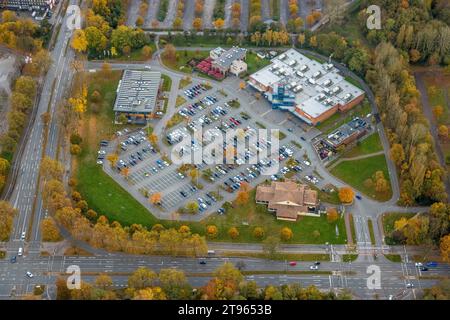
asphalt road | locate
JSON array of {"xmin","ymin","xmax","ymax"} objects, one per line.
[
  {"xmin": 1, "ymin": 251, "xmax": 447, "ymax": 299},
  {"xmin": 8, "ymin": 1, "xmax": 76, "ymax": 258}
]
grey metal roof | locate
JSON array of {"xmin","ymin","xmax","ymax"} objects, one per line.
[
  {"xmin": 113, "ymin": 70, "xmax": 161, "ymax": 114},
  {"xmin": 213, "ymin": 47, "xmax": 247, "ymax": 69}
]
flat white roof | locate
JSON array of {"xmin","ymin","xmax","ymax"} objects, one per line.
[{"xmin": 250, "ymin": 49, "xmax": 365, "ymax": 119}]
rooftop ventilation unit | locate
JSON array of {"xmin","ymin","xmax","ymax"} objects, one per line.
[
  {"xmin": 344, "ymin": 93, "xmax": 353, "ymax": 102},
  {"xmin": 313, "ymin": 71, "xmax": 322, "ymax": 79},
  {"xmin": 323, "ymin": 79, "xmax": 333, "ymax": 87},
  {"xmin": 300, "ymin": 65, "xmax": 309, "ymax": 72},
  {"xmin": 332, "ymin": 86, "xmax": 342, "ymax": 94}
]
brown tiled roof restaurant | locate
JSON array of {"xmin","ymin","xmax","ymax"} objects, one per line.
[{"xmin": 256, "ymin": 180, "xmax": 319, "ymax": 221}]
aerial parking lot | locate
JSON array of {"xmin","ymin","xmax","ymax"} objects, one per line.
[{"xmin": 99, "ymin": 78, "xmax": 322, "ymax": 219}]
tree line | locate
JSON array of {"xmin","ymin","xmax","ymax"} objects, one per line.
[
  {"xmin": 56, "ymin": 263, "xmax": 352, "ymax": 300},
  {"xmin": 385, "ymin": 202, "xmax": 450, "ymax": 263}
]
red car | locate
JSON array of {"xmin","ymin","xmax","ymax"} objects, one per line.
[{"xmin": 289, "ymin": 261, "xmax": 297, "ymax": 266}]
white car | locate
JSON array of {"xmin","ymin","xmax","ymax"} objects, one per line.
[
  {"xmin": 97, "ymin": 160, "xmax": 104, "ymax": 165},
  {"xmin": 144, "ymin": 66, "xmax": 152, "ymax": 70},
  {"xmin": 310, "ymin": 265, "xmax": 319, "ymax": 270},
  {"xmin": 303, "ymin": 160, "xmax": 311, "ymax": 166},
  {"xmin": 414, "ymin": 262, "xmax": 423, "ymax": 267},
  {"xmin": 21, "ymin": 232, "xmax": 26, "ymax": 240},
  {"xmin": 26, "ymin": 271, "xmax": 33, "ymax": 278},
  {"xmin": 406, "ymin": 283, "xmax": 414, "ymax": 288},
  {"xmin": 98, "ymin": 150, "xmax": 106, "ymax": 155}
]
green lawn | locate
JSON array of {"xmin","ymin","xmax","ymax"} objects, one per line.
[
  {"xmin": 175, "ymin": 95, "xmax": 187, "ymax": 107},
  {"xmin": 382, "ymin": 212, "xmax": 416, "ymax": 235},
  {"xmin": 161, "ymin": 74, "xmax": 173, "ymax": 92},
  {"xmin": 223, "ymin": 252, "xmax": 330, "ymax": 261},
  {"xmin": 246, "ymin": 52, "xmax": 272, "ymax": 75},
  {"xmin": 179, "ymin": 77, "xmax": 192, "ymax": 89},
  {"xmin": 76, "ymin": 71, "xmax": 158, "ymax": 227},
  {"xmin": 331, "ymin": 154, "xmax": 392, "ymax": 201},
  {"xmin": 349, "ymin": 214, "xmax": 356, "ymax": 244},
  {"xmin": 384, "ymin": 254, "xmax": 402, "ymax": 263},
  {"xmin": 343, "ymin": 133, "xmax": 383, "ymax": 158},
  {"xmin": 204, "ymin": 190, "xmax": 347, "ymax": 244},
  {"xmin": 342, "ymin": 254, "xmax": 358, "ymax": 262},
  {"xmin": 162, "ymin": 49, "xmax": 210, "ymax": 74},
  {"xmin": 316, "ymin": 100, "xmax": 372, "ymax": 134},
  {"xmin": 344, "ymin": 76, "xmax": 364, "ymax": 90}
]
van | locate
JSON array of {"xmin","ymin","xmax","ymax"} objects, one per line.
[
  {"xmin": 18, "ymin": 248, "xmax": 23, "ymax": 256},
  {"xmin": 207, "ymin": 250, "xmax": 215, "ymax": 255}
]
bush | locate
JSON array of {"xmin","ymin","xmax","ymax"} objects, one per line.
[
  {"xmin": 206, "ymin": 225, "xmax": 218, "ymax": 238},
  {"xmin": 179, "ymin": 225, "xmax": 191, "ymax": 234},
  {"xmin": 280, "ymin": 227, "xmax": 293, "ymax": 241},
  {"xmin": 228, "ymin": 227, "xmax": 239, "ymax": 239},
  {"xmin": 253, "ymin": 227, "xmax": 265, "ymax": 239},
  {"xmin": 152, "ymin": 224, "xmax": 165, "ymax": 232},
  {"xmin": 70, "ymin": 133, "xmax": 82, "ymax": 145}
]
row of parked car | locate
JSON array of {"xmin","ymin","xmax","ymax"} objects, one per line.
[
  {"xmin": 184, "ymin": 84, "xmax": 208, "ymax": 99},
  {"xmin": 116, "ymin": 145, "xmax": 156, "ymax": 171}
]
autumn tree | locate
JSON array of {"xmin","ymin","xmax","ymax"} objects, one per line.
[
  {"xmin": 373, "ymin": 171, "xmax": 389, "ymax": 193},
  {"xmin": 236, "ymin": 190, "xmax": 249, "ymax": 205},
  {"xmin": 253, "ymin": 227, "xmax": 265, "ymax": 239},
  {"xmin": 185, "ymin": 201, "xmax": 199, "ymax": 214},
  {"xmin": 262, "ymin": 236, "xmax": 279, "ymax": 259},
  {"xmin": 71, "ymin": 29, "xmax": 88, "ymax": 53},
  {"xmin": 192, "ymin": 18, "xmax": 203, "ymax": 31},
  {"xmin": 228, "ymin": 227, "xmax": 239, "ymax": 239},
  {"xmin": 213, "ymin": 18, "xmax": 225, "ymax": 30},
  {"xmin": 0, "ymin": 201, "xmax": 17, "ymax": 241},
  {"xmin": 280, "ymin": 227, "xmax": 293, "ymax": 241},
  {"xmin": 150, "ymin": 193, "xmax": 162, "ymax": 205},
  {"xmin": 339, "ymin": 187, "xmax": 355, "ymax": 204},
  {"xmin": 128, "ymin": 267, "xmax": 157, "ymax": 290},
  {"xmin": 148, "ymin": 133, "xmax": 158, "ymax": 146},
  {"xmin": 162, "ymin": 44, "xmax": 176, "ymax": 63},
  {"xmin": 142, "ymin": 45, "xmax": 152, "ymax": 59},
  {"xmin": 440, "ymin": 235, "xmax": 450, "ymax": 262},
  {"xmin": 433, "ymin": 105, "xmax": 444, "ymax": 119},
  {"xmin": 203, "ymin": 263, "xmax": 243, "ymax": 299},
  {"xmin": 41, "ymin": 217, "xmax": 61, "ymax": 242},
  {"xmin": 438, "ymin": 125, "xmax": 448, "ymax": 139},
  {"xmin": 327, "ymin": 208, "xmax": 339, "ymax": 223},
  {"xmin": 206, "ymin": 225, "xmax": 218, "ymax": 238},
  {"xmin": 94, "ymin": 274, "xmax": 113, "ymax": 291},
  {"xmin": 159, "ymin": 269, "xmax": 192, "ymax": 299},
  {"xmin": 107, "ymin": 153, "xmax": 119, "ymax": 167},
  {"xmin": 390, "ymin": 143, "xmax": 405, "ymax": 166}
]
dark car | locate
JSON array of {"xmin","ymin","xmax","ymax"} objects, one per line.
[
  {"xmin": 199, "ymin": 261, "xmax": 207, "ymax": 265},
  {"xmin": 420, "ymin": 267, "xmax": 429, "ymax": 271},
  {"xmin": 10, "ymin": 256, "xmax": 17, "ymax": 264},
  {"xmin": 356, "ymin": 195, "xmax": 362, "ymax": 200},
  {"xmin": 426, "ymin": 261, "xmax": 438, "ymax": 267},
  {"xmin": 314, "ymin": 261, "xmax": 321, "ymax": 265}
]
